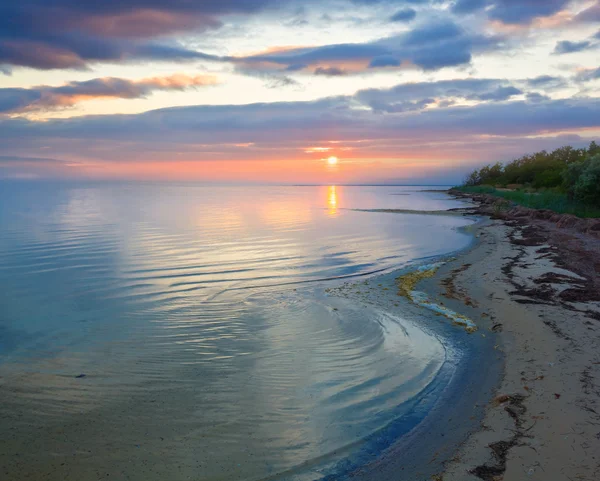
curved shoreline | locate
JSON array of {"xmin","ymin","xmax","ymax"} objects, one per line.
[
  {"xmin": 302, "ymin": 217, "xmax": 503, "ymax": 481},
  {"xmin": 342, "ymin": 191, "xmax": 600, "ymax": 481}
]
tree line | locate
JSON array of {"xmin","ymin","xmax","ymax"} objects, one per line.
[{"xmin": 463, "ymin": 141, "xmax": 600, "ymax": 205}]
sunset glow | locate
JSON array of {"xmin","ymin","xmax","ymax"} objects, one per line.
[
  {"xmin": 327, "ymin": 185, "xmax": 338, "ymax": 217},
  {"xmin": 0, "ymin": 1, "xmax": 598, "ymax": 184}
]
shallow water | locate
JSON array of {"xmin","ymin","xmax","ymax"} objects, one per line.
[{"xmin": 0, "ymin": 183, "xmax": 473, "ymax": 480}]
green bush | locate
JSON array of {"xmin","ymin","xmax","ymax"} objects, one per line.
[
  {"xmin": 573, "ymin": 155, "xmax": 600, "ymax": 205},
  {"xmin": 465, "ymin": 143, "xmax": 596, "ymax": 191},
  {"xmin": 562, "ymin": 159, "xmax": 585, "ymax": 197},
  {"xmin": 462, "ymin": 141, "xmax": 599, "ymax": 213},
  {"xmin": 460, "ymin": 142, "xmax": 600, "ymax": 217}
]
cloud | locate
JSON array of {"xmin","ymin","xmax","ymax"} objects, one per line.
[
  {"xmin": 476, "ymin": 85, "xmax": 522, "ymax": 100},
  {"xmin": 526, "ymin": 92, "xmax": 551, "ymax": 103},
  {"xmin": 526, "ymin": 75, "xmax": 565, "ymax": 88},
  {"xmin": 0, "ymin": 154, "xmax": 72, "ymax": 164},
  {"xmin": 354, "ymin": 78, "xmax": 522, "ymax": 112},
  {"xmin": 574, "ymin": 67, "xmax": 600, "ymax": 82},
  {"xmin": 237, "ymin": 19, "xmax": 502, "ymax": 73},
  {"xmin": 0, "ymin": 35, "xmax": 223, "ymax": 70},
  {"xmin": 553, "ymin": 40, "xmax": 593, "ymax": 54},
  {"xmin": 2, "ymin": 79, "xmax": 595, "ymax": 151},
  {"xmin": 0, "ymin": 74, "xmax": 217, "ymax": 114},
  {"xmin": 390, "ymin": 8, "xmax": 417, "ymax": 22},
  {"xmin": 0, "ymin": 0, "xmax": 294, "ymax": 69},
  {"xmin": 487, "ymin": 0, "xmax": 571, "ymax": 25},
  {"xmin": 314, "ymin": 66, "xmax": 347, "ymax": 76},
  {"xmin": 368, "ymin": 55, "xmax": 401, "ymax": 68},
  {"xmin": 452, "ymin": 0, "xmax": 572, "ymax": 24},
  {"xmin": 451, "ymin": 0, "xmax": 487, "ymax": 15},
  {"xmin": 575, "ymin": 1, "xmax": 600, "ymax": 23},
  {"xmin": 2, "ymin": 1, "xmax": 497, "ymax": 71},
  {"xmin": 264, "ymin": 75, "xmax": 299, "ymax": 88}
]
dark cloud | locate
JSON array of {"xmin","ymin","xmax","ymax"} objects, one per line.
[
  {"xmin": 243, "ymin": 44, "xmax": 388, "ymax": 67},
  {"xmin": 0, "ymin": 0, "xmax": 302, "ymax": 69},
  {"xmin": 0, "ymin": 34, "xmax": 221, "ymax": 70},
  {"xmin": 451, "ymin": 0, "xmax": 487, "ymax": 15},
  {"xmin": 0, "ymin": 0, "xmax": 589, "ymax": 71},
  {"xmin": 368, "ymin": 56, "xmax": 401, "ymax": 68},
  {"xmin": 314, "ymin": 67, "xmax": 347, "ymax": 76},
  {"xmin": 526, "ymin": 92, "xmax": 551, "ymax": 103},
  {"xmin": 0, "ymin": 74, "xmax": 217, "ymax": 114},
  {"xmin": 553, "ymin": 40, "xmax": 593, "ymax": 54},
  {"xmin": 0, "ymin": 89, "xmax": 42, "ymax": 113},
  {"xmin": 575, "ymin": 2, "xmax": 600, "ymax": 23},
  {"xmin": 264, "ymin": 75, "xmax": 299, "ymax": 88},
  {"xmin": 487, "ymin": 0, "xmax": 570, "ymax": 25},
  {"xmin": 526, "ymin": 75, "xmax": 564, "ymax": 87},
  {"xmin": 355, "ymin": 78, "xmax": 522, "ymax": 112},
  {"xmin": 574, "ymin": 67, "xmax": 600, "ymax": 82},
  {"xmin": 0, "ymin": 1, "xmax": 477, "ymax": 71},
  {"xmin": 451, "ymin": 0, "xmax": 571, "ymax": 24},
  {"xmin": 239, "ymin": 19, "xmax": 502, "ymax": 73},
  {"xmin": 475, "ymin": 85, "xmax": 522, "ymax": 101},
  {"xmin": 390, "ymin": 8, "xmax": 417, "ymax": 22}
]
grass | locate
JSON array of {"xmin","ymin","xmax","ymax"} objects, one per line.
[{"xmin": 456, "ymin": 185, "xmax": 600, "ymax": 218}]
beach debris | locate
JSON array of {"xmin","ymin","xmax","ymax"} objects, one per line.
[
  {"xmin": 413, "ymin": 291, "xmax": 478, "ymax": 333},
  {"xmin": 492, "ymin": 394, "xmax": 511, "ymax": 406},
  {"xmin": 396, "ymin": 264, "xmax": 442, "ymax": 298},
  {"xmin": 440, "ymin": 263, "xmax": 477, "ymax": 306},
  {"xmin": 554, "ymin": 393, "xmax": 561, "ymax": 399},
  {"xmin": 395, "ymin": 263, "xmax": 478, "ymax": 332},
  {"xmin": 471, "ymin": 395, "xmax": 528, "ymax": 481}
]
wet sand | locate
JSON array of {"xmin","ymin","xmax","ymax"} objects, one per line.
[
  {"xmin": 360, "ymin": 197, "xmax": 600, "ymax": 481},
  {"xmin": 437, "ymin": 202, "xmax": 600, "ymax": 481}
]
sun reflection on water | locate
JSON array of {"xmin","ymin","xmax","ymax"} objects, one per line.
[{"xmin": 327, "ymin": 185, "xmax": 338, "ymax": 217}]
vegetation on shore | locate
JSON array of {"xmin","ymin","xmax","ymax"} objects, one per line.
[{"xmin": 458, "ymin": 142, "xmax": 600, "ymax": 218}]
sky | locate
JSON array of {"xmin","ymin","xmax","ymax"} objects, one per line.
[{"xmin": 0, "ymin": 0, "xmax": 599, "ymax": 184}]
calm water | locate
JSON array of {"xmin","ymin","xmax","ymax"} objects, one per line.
[{"xmin": 0, "ymin": 184, "xmax": 473, "ymax": 480}]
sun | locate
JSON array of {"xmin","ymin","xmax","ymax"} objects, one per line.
[{"xmin": 327, "ymin": 156, "xmax": 338, "ymax": 165}]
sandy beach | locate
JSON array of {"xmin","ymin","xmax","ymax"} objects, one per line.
[{"xmin": 425, "ymin": 195, "xmax": 600, "ymax": 481}]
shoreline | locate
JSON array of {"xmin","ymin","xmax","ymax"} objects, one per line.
[
  {"xmin": 418, "ymin": 194, "xmax": 600, "ymax": 480},
  {"xmin": 319, "ymin": 216, "xmax": 503, "ymax": 481},
  {"xmin": 439, "ymin": 194, "xmax": 600, "ymax": 481},
  {"xmin": 339, "ymin": 191, "xmax": 600, "ymax": 480}
]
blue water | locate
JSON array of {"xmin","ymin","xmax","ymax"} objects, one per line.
[{"xmin": 0, "ymin": 183, "xmax": 473, "ymax": 481}]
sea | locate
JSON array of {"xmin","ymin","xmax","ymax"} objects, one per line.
[{"xmin": 0, "ymin": 183, "xmax": 476, "ymax": 481}]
